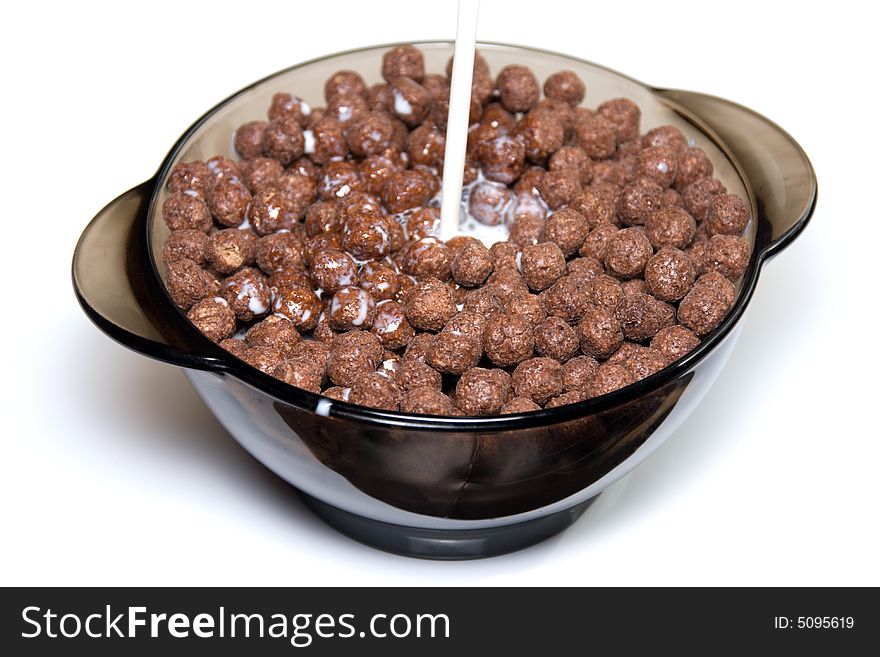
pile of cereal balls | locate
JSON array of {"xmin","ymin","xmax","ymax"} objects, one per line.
[{"xmin": 161, "ymin": 45, "xmax": 751, "ymax": 416}]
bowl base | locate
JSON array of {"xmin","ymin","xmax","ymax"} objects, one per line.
[{"xmin": 299, "ymin": 494, "xmax": 597, "ymax": 560}]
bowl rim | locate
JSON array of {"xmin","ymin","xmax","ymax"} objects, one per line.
[{"xmin": 146, "ymin": 39, "xmax": 766, "ymax": 431}]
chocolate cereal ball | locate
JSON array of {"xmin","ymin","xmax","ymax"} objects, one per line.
[
  {"xmin": 233, "ymin": 120, "xmax": 267, "ymax": 160},
  {"xmin": 510, "ymin": 194, "xmax": 548, "ymax": 226},
  {"xmin": 162, "ymin": 229, "xmax": 209, "ymax": 265},
  {"xmin": 673, "ymin": 146, "xmax": 713, "ymax": 191},
  {"xmin": 327, "ymin": 332, "xmax": 382, "ymax": 387},
  {"xmin": 604, "ymin": 227, "xmax": 653, "ymax": 278},
  {"xmin": 348, "ymin": 372, "xmax": 401, "ymax": 411},
  {"xmin": 272, "ymin": 357, "xmax": 324, "ymax": 393},
  {"xmin": 549, "ymin": 145, "xmax": 593, "ymax": 186},
  {"xmin": 642, "ymin": 125, "xmax": 689, "ymax": 151},
  {"xmin": 207, "ymin": 178, "xmax": 251, "ymax": 228},
  {"xmin": 483, "ymin": 313, "xmax": 535, "ymax": 366},
  {"xmin": 247, "ymin": 189, "xmax": 288, "ymax": 235},
  {"xmin": 245, "ymin": 314, "xmax": 301, "ymax": 359},
  {"xmin": 505, "ymin": 292, "xmax": 546, "ymax": 327},
  {"xmin": 616, "ymin": 344, "xmax": 667, "ymax": 380},
  {"xmin": 166, "ymin": 259, "xmax": 216, "ymax": 310},
  {"xmin": 706, "ymin": 193, "xmax": 750, "ymax": 236},
  {"xmin": 426, "ymin": 331, "xmax": 482, "ymax": 375},
  {"xmin": 269, "ymin": 266, "xmax": 312, "ymax": 292},
  {"xmin": 636, "ymin": 145, "xmax": 679, "ymax": 188},
  {"xmin": 328, "ymin": 286, "xmax": 376, "ymax": 331},
  {"xmin": 205, "ymin": 228, "xmax": 257, "ymax": 274},
  {"xmin": 274, "ymin": 173, "xmax": 317, "ymax": 226},
  {"xmin": 218, "ymin": 267, "xmax": 269, "ymax": 321},
  {"xmin": 262, "ymin": 117, "xmax": 305, "ymax": 165},
  {"xmin": 621, "ymin": 278, "xmax": 647, "ymax": 296},
  {"xmin": 644, "ymin": 248, "xmax": 696, "ymax": 302},
  {"xmin": 187, "ymin": 297, "xmax": 236, "ymax": 342},
  {"xmin": 390, "ymin": 77, "xmax": 431, "ymax": 127},
  {"xmin": 163, "ymin": 191, "xmax": 212, "ymax": 233},
  {"xmin": 307, "ymin": 116, "xmax": 349, "ymax": 164},
  {"xmin": 404, "ymin": 277, "xmax": 457, "ymax": 332},
  {"xmin": 242, "ymin": 346, "xmax": 284, "ymax": 375},
  {"xmin": 401, "ymin": 386, "xmax": 455, "ymax": 415},
  {"xmin": 454, "ymin": 368, "xmax": 512, "ymax": 416},
  {"xmin": 586, "ymin": 274, "xmax": 624, "ymax": 312},
  {"xmin": 577, "ymin": 306, "xmax": 623, "ymax": 358},
  {"xmin": 651, "ymin": 325, "xmax": 701, "ymax": 364},
  {"xmin": 520, "ymin": 242, "xmax": 566, "ymax": 291},
  {"xmin": 268, "ymin": 92, "xmax": 312, "ymax": 127},
  {"xmin": 678, "ymin": 272, "xmax": 736, "ymax": 336},
  {"xmin": 535, "ymin": 316, "xmax": 580, "ymax": 362},
  {"xmin": 346, "ymin": 112, "xmax": 395, "ymax": 158},
  {"xmin": 167, "ymin": 160, "xmax": 212, "ymax": 198},
  {"xmin": 318, "ymin": 160, "xmax": 363, "ymax": 200},
  {"xmin": 443, "ymin": 312, "xmax": 487, "ymax": 343},
  {"xmin": 579, "ymin": 224, "xmax": 620, "ymax": 261},
  {"xmin": 359, "ymin": 260, "xmax": 399, "ymax": 301},
  {"xmin": 271, "ymin": 281, "xmax": 321, "ymax": 331},
  {"xmin": 400, "ymin": 237, "xmax": 452, "ymax": 280},
  {"xmin": 396, "ymin": 359, "xmax": 442, "ymax": 391},
  {"xmin": 545, "ymin": 390, "xmax": 588, "ymax": 408},
  {"xmin": 543, "ymin": 70, "xmax": 586, "ymax": 107},
  {"xmin": 452, "ymin": 241, "xmax": 493, "ymax": 287},
  {"xmin": 513, "ymin": 357, "xmax": 564, "ymax": 405},
  {"xmin": 562, "ymin": 355, "xmax": 600, "ymax": 392},
  {"xmin": 614, "ymin": 292, "xmax": 675, "ymax": 342},
  {"xmin": 382, "ymin": 169, "xmax": 433, "ymax": 213},
  {"xmin": 469, "ymin": 181, "xmax": 515, "ymax": 226},
  {"xmin": 382, "ymin": 45, "xmax": 425, "ymax": 83},
  {"xmin": 342, "ymin": 213, "xmax": 392, "ymax": 260},
  {"xmin": 500, "ymin": 397, "xmax": 542, "ymax": 414},
  {"xmin": 324, "ymin": 70, "xmax": 367, "ymax": 102},
  {"xmin": 243, "ymin": 157, "xmax": 283, "ymax": 194},
  {"xmin": 682, "ymin": 177, "xmax": 726, "ymax": 221},
  {"xmin": 309, "ymin": 248, "xmax": 358, "ymax": 294},
  {"xmin": 407, "ymin": 123, "xmax": 446, "ymax": 169},
  {"xmin": 542, "ymin": 275, "xmax": 592, "ymax": 324},
  {"xmin": 463, "ymin": 286, "xmax": 504, "ymax": 318},
  {"xmin": 566, "ymin": 256, "xmax": 604, "ymax": 281},
  {"xmin": 701, "ymin": 234, "xmax": 751, "ymax": 280},
  {"xmin": 206, "ymin": 155, "xmax": 242, "ymax": 182},
  {"xmin": 537, "ymin": 169, "xmax": 582, "ymax": 210},
  {"xmin": 227, "ymin": 341, "xmax": 265, "ymax": 371},
  {"xmin": 371, "ymin": 300, "xmax": 415, "ymax": 350},
  {"xmin": 596, "ymin": 98, "xmax": 641, "ymax": 142},
  {"xmin": 255, "ymin": 232, "xmax": 303, "ymax": 274},
  {"xmin": 485, "ymin": 268, "xmax": 529, "ymax": 301},
  {"xmin": 359, "ymin": 154, "xmax": 399, "ymax": 196},
  {"xmin": 585, "ymin": 363, "xmax": 633, "ymax": 398},
  {"xmin": 516, "ymin": 109, "xmax": 565, "ymax": 162},
  {"xmin": 618, "ymin": 178, "xmax": 664, "ymax": 226},
  {"xmin": 497, "ymin": 65, "xmax": 540, "ymax": 113},
  {"xmin": 490, "ymin": 241, "xmax": 520, "ymax": 272},
  {"xmin": 322, "ymin": 386, "xmax": 350, "ymax": 402},
  {"xmin": 477, "ymin": 135, "xmax": 526, "ymax": 185},
  {"xmin": 508, "ymin": 214, "xmax": 544, "ymax": 247},
  {"xmin": 540, "ymin": 208, "xmax": 589, "ymax": 256},
  {"xmin": 644, "ymin": 206, "xmax": 697, "ymax": 250},
  {"xmin": 573, "ymin": 113, "xmax": 617, "ymax": 160}
]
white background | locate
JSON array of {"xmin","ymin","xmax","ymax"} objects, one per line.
[{"xmin": 1, "ymin": 0, "xmax": 877, "ymax": 586}]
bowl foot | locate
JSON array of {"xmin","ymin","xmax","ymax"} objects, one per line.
[{"xmin": 299, "ymin": 494, "xmax": 597, "ymax": 560}]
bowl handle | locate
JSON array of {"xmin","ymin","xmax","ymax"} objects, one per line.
[
  {"xmin": 655, "ymin": 89, "xmax": 817, "ymax": 261},
  {"xmin": 72, "ymin": 180, "xmax": 229, "ymax": 372}
]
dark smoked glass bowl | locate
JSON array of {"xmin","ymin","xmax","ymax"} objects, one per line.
[{"xmin": 72, "ymin": 42, "xmax": 816, "ymax": 559}]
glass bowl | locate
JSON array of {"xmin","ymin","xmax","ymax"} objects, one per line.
[{"xmin": 72, "ymin": 41, "xmax": 816, "ymax": 559}]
